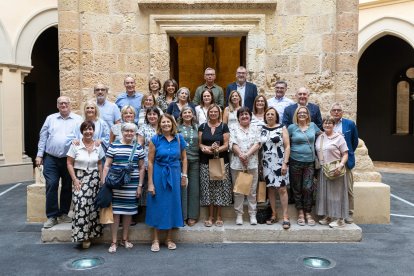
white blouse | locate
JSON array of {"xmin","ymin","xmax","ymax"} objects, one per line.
[
  {"xmin": 67, "ymin": 141, "xmax": 105, "ymax": 171},
  {"xmin": 229, "ymin": 123, "xmax": 261, "ymax": 170}
]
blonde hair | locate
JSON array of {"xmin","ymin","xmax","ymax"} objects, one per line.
[
  {"xmin": 292, "ymin": 106, "xmax": 311, "ymax": 125},
  {"xmin": 228, "ymin": 90, "xmax": 241, "ymax": 112},
  {"xmin": 83, "ymin": 100, "xmax": 100, "ymax": 120},
  {"xmin": 120, "ymin": 105, "xmax": 136, "ymax": 122}
]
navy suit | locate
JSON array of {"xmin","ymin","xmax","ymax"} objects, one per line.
[
  {"xmin": 341, "ymin": 118, "xmax": 359, "ymax": 170},
  {"xmin": 225, "ymin": 82, "xmax": 258, "ymax": 111},
  {"xmin": 282, "ymin": 103, "xmax": 323, "ymax": 130}
]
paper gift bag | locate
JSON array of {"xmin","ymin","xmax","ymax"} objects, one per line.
[
  {"xmin": 99, "ymin": 204, "xmax": 114, "ymax": 224},
  {"xmin": 233, "ymin": 171, "xmax": 253, "ymax": 195},
  {"xmin": 209, "ymin": 158, "xmax": 225, "ymax": 180},
  {"xmin": 257, "ymin": 181, "xmax": 267, "ymax": 203}
]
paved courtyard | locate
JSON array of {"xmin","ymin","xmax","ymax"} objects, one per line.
[{"xmin": 0, "ymin": 172, "xmax": 413, "ymax": 275}]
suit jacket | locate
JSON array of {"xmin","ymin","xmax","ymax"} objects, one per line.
[
  {"xmin": 282, "ymin": 103, "xmax": 323, "ymax": 130},
  {"xmin": 225, "ymin": 82, "xmax": 258, "ymax": 111},
  {"xmin": 341, "ymin": 118, "xmax": 359, "ymax": 170}
]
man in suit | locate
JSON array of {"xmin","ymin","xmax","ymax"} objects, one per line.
[
  {"xmin": 225, "ymin": 66, "xmax": 258, "ymax": 111},
  {"xmin": 330, "ymin": 102, "xmax": 359, "ymax": 223},
  {"xmin": 282, "ymin": 87, "xmax": 323, "ymax": 130}
]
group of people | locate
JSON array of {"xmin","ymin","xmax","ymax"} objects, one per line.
[{"xmin": 36, "ymin": 66, "xmax": 359, "ymax": 253}]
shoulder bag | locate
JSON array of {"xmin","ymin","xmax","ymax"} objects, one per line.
[{"xmin": 105, "ymin": 142, "xmax": 138, "ymax": 189}]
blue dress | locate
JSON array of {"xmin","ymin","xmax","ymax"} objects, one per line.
[{"xmin": 145, "ymin": 134, "xmax": 186, "ymax": 230}]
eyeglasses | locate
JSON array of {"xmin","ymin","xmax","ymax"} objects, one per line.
[
  {"xmin": 58, "ymin": 102, "xmax": 69, "ymax": 105},
  {"xmin": 331, "ymin": 109, "xmax": 342, "ymax": 113},
  {"xmin": 236, "ymin": 72, "xmax": 246, "ymax": 75},
  {"xmin": 95, "ymin": 88, "xmax": 106, "ymax": 92}
]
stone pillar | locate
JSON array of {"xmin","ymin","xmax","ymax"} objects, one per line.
[{"xmin": 0, "ymin": 64, "xmax": 33, "ymax": 184}]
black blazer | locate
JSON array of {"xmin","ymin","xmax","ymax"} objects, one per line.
[{"xmin": 225, "ymin": 82, "xmax": 258, "ymax": 111}]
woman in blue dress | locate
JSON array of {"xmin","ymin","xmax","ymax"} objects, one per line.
[{"xmin": 146, "ymin": 114, "xmax": 188, "ymax": 252}]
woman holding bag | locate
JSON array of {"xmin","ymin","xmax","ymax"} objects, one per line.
[
  {"xmin": 199, "ymin": 104, "xmax": 232, "ymax": 227},
  {"xmin": 229, "ymin": 107, "xmax": 261, "ymax": 225},
  {"xmin": 67, "ymin": 121, "xmax": 105, "ymax": 249},
  {"xmin": 260, "ymin": 107, "xmax": 291, "ymax": 229},
  {"xmin": 315, "ymin": 115, "xmax": 349, "ymax": 228},
  {"xmin": 287, "ymin": 106, "xmax": 321, "ymax": 226},
  {"xmin": 103, "ymin": 123, "xmax": 145, "ymax": 253}
]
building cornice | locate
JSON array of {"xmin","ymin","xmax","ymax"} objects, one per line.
[
  {"xmin": 359, "ymin": 0, "xmax": 413, "ymax": 10},
  {"xmin": 138, "ymin": 0, "xmax": 277, "ymax": 10}
]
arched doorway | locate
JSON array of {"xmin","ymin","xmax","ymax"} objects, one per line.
[
  {"xmin": 24, "ymin": 27, "xmax": 59, "ymax": 163},
  {"xmin": 357, "ymin": 35, "xmax": 414, "ymax": 162}
]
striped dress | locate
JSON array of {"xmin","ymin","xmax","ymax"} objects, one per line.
[{"xmin": 106, "ymin": 141, "xmax": 145, "ymax": 215}]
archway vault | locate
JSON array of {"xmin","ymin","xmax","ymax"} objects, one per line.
[{"xmin": 358, "ymin": 17, "xmax": 414, "ymax": 59}]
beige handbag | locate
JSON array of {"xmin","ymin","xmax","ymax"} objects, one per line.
[
  {"xmin": 209, "ymin": 157, "xmax": 226, "ymax": 180},
  {"xmin": 233, "ymin": 170, "xmax": 253, "ymax": 195},
  {"xmin": 257, "ymin": 181, "xmax": 267, "ymax": 203},
  {"xmin": 99, "ymin": 204, "xmax": 114, "ymax": 224}
]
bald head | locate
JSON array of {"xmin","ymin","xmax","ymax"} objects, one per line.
[{"xmin": 296, "ymin": 87, "xmax": 309, "ymax": 106}]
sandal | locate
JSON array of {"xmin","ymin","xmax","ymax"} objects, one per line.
[
  {"xmin": 120, "ymin": 240, "xmax": 134, "ymax": 249},
  {"xmin": 215, "ymin": 217, "xmax": 224, "ymax": 227},
  {"xmin": 305, "ymin": 213, "xmax": 316, "ymax": 226},
  {"xmin": 166, "ymin": 239, "xmax": 177, "ymax": 250},
  {"xmin": 266, "ymin": 214, "xmax": 278, "ymax": 225},
  {"xmin": 151, "ymin": 240, "xmax": 160, "ymax": 252},
  {"xmin": 297, "ymin": 215, "xmax": 306, "ymax": 226},
  {"xmin": 187, "ymin": 219, "xmax": 197, "ymax": 227},
  {"xmin": 108, "ymin": 242, "xmax": 117, "ymax": 253},
  {"xmin": 204, "ymin": 217, "xmax": 214, "ymax": 227},
  {"xmin": 282, "ymin": 218, "xmax": 291, "ymax": 230}
]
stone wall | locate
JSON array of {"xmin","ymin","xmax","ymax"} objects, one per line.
[{"xmin": 58, "ymin": 0, "xmax": 377, "ymax": 178}]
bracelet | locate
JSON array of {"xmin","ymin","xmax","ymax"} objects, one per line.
[
  {"xmin": 138, "ymin": 185, "xmax": 143, "ymax": 187},
  {"xmin": 181, "ymin": 173, "xmax": 188, "ymax": 178}
]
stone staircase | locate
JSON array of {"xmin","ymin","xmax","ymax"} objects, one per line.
[{"xmin": 41, "ymin": 205, "xmax": 362, "ymax": 243}]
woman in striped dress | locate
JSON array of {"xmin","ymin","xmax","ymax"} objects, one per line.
[{"xmin": 103, "ymin": 123, "xmax": 145, "ymax": 253}]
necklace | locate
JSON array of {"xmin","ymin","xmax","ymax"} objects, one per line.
[{"xmin": 182, "ymin": 125, "xmax": 194, "ymax": 147}]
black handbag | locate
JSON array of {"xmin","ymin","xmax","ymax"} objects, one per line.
[
  {"xmin": 94, "ymin": 184, "xmax": 112, "ymax": 208},
  {"xmin": 256, "ymin": 206, "xmax": 272, "ymax": 224},
  {"xmin": 105, "ymin": 142, "xmax": 138, "ymax": 189}
]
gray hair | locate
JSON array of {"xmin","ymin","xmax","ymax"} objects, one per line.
[
  {"xmin": 121, "ymin": 122, "xmax": 138, "ymax": 133},
  {"xmin": 330, "ymin": 102, "xmax": 343, "ymax": 111}
]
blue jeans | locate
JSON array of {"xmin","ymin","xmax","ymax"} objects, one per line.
[{"xmin": 43, "ymin": 154, "xmax": 72, "ymax": 218}]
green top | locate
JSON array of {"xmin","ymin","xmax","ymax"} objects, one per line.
[
  {"xmin": 178, "ymin": 124, "xmax": 199, "ymax": 161},
  {"xmin": 192, "ymin": 83, "xmax": 224, "ymax": 109}
]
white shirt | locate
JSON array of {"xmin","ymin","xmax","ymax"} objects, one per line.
[
  {"xmin": 333, "ymin": 118, "xmax": 343, "ymax": 134},
  {"xmin": 267, "ymin": 96, "xmax": 294, "ymax": 123},
  {"xmin": 237, "ymin": 82, "xmax": 246, "ymax": 107},
  {"xmin": 66, "ymin": 141, "xmax": 105, "ymax": 170}
]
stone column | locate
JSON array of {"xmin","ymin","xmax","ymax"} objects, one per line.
[{"xmin": 0, "ymin": 64, "xmax": 33, "ymax": 184}]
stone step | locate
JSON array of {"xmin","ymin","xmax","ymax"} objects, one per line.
[{"xmin": 41, "ymin": 221, "xmax": 362, "ymax": 243}]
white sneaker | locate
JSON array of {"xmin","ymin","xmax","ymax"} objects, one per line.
[
  {"xmin": 236, "ymin": 214, "xmax": 243, "ymax": 225},
  {"xmin": 345, "ymin": 215, "xmax": 354, "ymax": 224},
  {"xmin": 250, "ymin": 215, "xmax": 257, "ymax": 225},
  {"xmin": 329, "ymin": 218, "xmax": 345, "ymax": 228}
]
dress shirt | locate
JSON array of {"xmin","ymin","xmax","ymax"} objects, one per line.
[
  {"xmin": 267, "ymin": 96, "xmax": 294, "ymax": 124},
  {"xmin": 37, "ymin": 112, "xmax": 83, "ymax": 158},
  {"xmin": 333, "ymin": 118, "xmax": 343, "ymax": 134},
  {"xmin": 236, "ymin": 83, "xmax": 246, "ymax": 107},
  {"xmin": 115, "ymin": 91, "xmax": 144, "ymax": 123},
  {"xmin": 97, "ymin": 99, "xmax": 121, "ymax": 129},
  {"xmin": 66, "ymin": 142, "xmax": 105, "ymax": 170}
]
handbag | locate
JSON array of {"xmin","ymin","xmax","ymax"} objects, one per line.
[
  {"xmin": 256, "ymin": 206, "xmax": 272, "ymax": 224},
  {"xmin": 209, "ymin": 157, "xmax": 225, "ymax": 180},
  {"xmin": 105, "ymin": 142, "xmax": 138, "ymax": 189},
  {"xmin": 99, "ymin": 204, "xmax": 114, "ymax": 224},
  {"xmin": 257, "ymin": 181, "xmax": 267, "ymax": 203},
  {"xmin": 233, "ymin": 169, "xmax": 253, "ymax": 195},
  {"xmin": 319, "ymin": 134, "xmax": 346, "ymax": 180},
  {"xmin": 322, "ymin": 160, "xmax": 346, "ymax": 180},
  {"xmin": 94, "ymin": 184, "xmax": 112, "ymax": 208}
]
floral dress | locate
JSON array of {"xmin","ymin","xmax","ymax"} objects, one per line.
[{"xmin": 260, "ymin": 125, "xmax": 289, "ymax": 188}]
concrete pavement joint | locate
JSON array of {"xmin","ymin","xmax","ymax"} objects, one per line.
[
  {"xmin": 391, "ymin": 193, "xmax": 414, "ymax": 207},
  {"xmin": 0, "ymin": 183, "xmax": 22, "ymax": 196}
]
